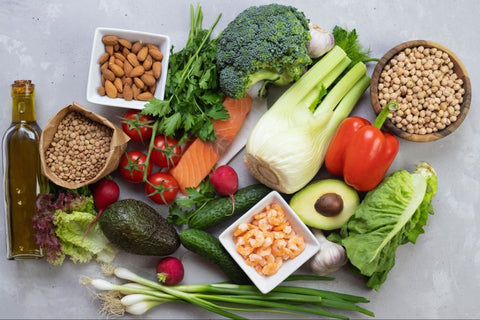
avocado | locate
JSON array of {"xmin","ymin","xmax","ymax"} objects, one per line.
[
  {"xmin": 289, "ymin": 179, "xmax": 359, "ymax": 230},
  {"xmin": 99, "ymin": 199, "xmax": 180, "ymax": 256}
]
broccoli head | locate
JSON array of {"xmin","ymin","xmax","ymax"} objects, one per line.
[{"xmin": 216, "ymin": 4, "xmax": 312, "ymax": 98}]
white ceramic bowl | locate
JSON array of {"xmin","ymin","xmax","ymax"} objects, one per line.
[
  {"xmin": 86, "ymin": 27, "xmax": 170, "ymax": 109},
  {"xmin": 219, "ymin": 191, "xmax": 320, "ymax": 294}
]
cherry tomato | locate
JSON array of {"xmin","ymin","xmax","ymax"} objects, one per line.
[
  {"xmin": 119, "ymin": 151, "xmax": 152, "ymax": 183},
  {"xmin": 145, "ymin": 172, "xmax": 179, "ymax": 205},
  {"xmin": 121, "ymin": 109, "xmax": 154, "ymax": 143},
  {"xmin": 151, "ymin": 136, "xmax": 182, "ymax": 168}
]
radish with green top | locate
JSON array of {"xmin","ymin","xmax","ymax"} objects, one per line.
[{"xmin": 156, "ymin": 257, "xmax": 184, "ymax": 286}]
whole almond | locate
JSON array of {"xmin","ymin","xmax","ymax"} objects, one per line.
[
  {"xmin": 114, "ymin": 44, "xmax": 120, "ymax": 51},
  {"xmin": 124, "ymin": 84, "xmax": 133, "ymax": 101},
  {"xmin": 118, "ymin": 38, "xmax": 132, "ymax": 49},
  {"xmin": 114, "ymin": 58, "xmax": 124, "ymax": 68},
  {"xmin": 114, "ymin": 77, "xmax": 123, "ymax": 93},
  {"xmin": 114, "ymin": 52, "xmax": 126, "ymax": 62},
  {"xmin": 152, "ymin": 61, "xmax": 162, "ymax": 79},
  {"xmin": 127, "ymin": 53, "xmax": 140, "ymax": 67},
  {"xmin": 137, "ymin": 46, "xmax": 149, "ymax": 62},
  {"xmin": 109, "ymin": 64, "xmax": 125, "ymax": 77},
  {"xmin": 149, "ymin": 48, "xmax": 163, "ymax": 61},
  {"xmin": 131, "ymin": 41, "xmax": 143, "ymax": 54},
  {"xmin": 145, "ymin": 43, "xmax": 159, "ymax": 50},
  {"xmin": 102, "ymin": 35, "xmax": 118, "ymax": 45},
  {"xmin": 123, "ymin": 60, "xmax": 133, "ymax": 77},
  {"xmin": 97, "ymin": 86, "xmax": 106, "ymax": 96},
  {"xmin": 124, "ymin": 77, "xmax": 133, "ymax": 86},
  {"xmin": 148, "ymin": 83, "xmax": 156, "ymax": 94},
  {"xmin": 105, "ymin": 80, "xmax": 117, "ymax": 98},
  {"xmin": 102, "ymin": 68, "xmax": 116, "ymax": 82},
  {"xmin": 130, "ymin": 65, "xmax": 145, "ymax": 78},
  {"xmin": 109, "ymin": 55, "xmax": 116, "ymax": 66},
  {"xmin": 143, "ymin": 54, "xmax": 153, "ymax": 70},
  {"xmin": 141, "ymin": 74, "xmax": 156, "ymax": 87},
  {"xmin": 132, "ymin": 84, "xmax": 140, "ymax": 100},
  {"xmin": 100, "ymin": 61, "xmax": 109, "ymax": 71},
  {"xmin": 137, "ymin": 91, "xmax": 153, "ymax": 101},
  {"xmin": 133, "ymin": 77, "xmax": 145, "ymax": 89},
  {"xmin": 122, "ymin": 47, "xmax": 130, "ymax": 58},
  {"xmin": 101, "ymin": 74, "xmax": 106, "ymax": 86},
  {"xmin": 98, "ymin": 52, "xmax": 109, "ymax": 64},
  {"xmin": 105, "ymin": 45, "xmax": 114, "ymax": 55}
]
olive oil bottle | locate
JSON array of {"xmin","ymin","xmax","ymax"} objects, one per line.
[{"xmin": 2, "ymin": 80, "xmax": 45, "ymax": 259}]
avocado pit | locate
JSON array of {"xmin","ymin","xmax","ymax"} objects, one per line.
[{"xmin": 314, "ymin": 193, "xmax": 343, "ymax": 217}]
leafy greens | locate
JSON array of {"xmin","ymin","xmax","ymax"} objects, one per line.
[{"xmin": 329, "ymin": 162, "xmax": 438, "ymax": 290}]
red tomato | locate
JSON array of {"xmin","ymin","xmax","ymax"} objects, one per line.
[
  {"xmin": 121, "ymin": 109, "xmax": 154, "ymax": 143},
  {"xmin": 151, "ymin": 136, "xmax": 182, "ymax": 168},
  {"xmin": 119, "ymin": 151, "xmax": 152, "ymax": 183},
  {"xmin": 145, "ymin": 172, "xmax": 179, "ymax": 205}
]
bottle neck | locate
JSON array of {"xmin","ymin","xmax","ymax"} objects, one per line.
[{"xmin": 11, "ymin": 88, "xmax": 36, "ymax": 123}]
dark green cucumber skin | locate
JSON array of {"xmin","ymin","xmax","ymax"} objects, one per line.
[
  {"xmin": 99, "ymin": 199, "xmax": 180, "ymax": 256},
  {"xmin": 188, "ymin": 184, "xmax": 271, "ymax": 230},
  {"xmin": 180, "ymin": 228, "xmax": 250, "ymax": 284}
]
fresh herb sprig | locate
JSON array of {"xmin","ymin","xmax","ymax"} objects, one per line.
[{"xmin": 142, "ymin": 4, "xmax": 226, "ymax": 142}]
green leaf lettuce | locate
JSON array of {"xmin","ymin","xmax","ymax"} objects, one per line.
[{"xmin": 329, "ymin": 162, "xmax": 437, "ymax": 290}]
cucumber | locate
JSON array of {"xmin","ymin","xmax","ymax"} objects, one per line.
[
  {"xmin": 180, "ymin": 228, "xmax": 250, "ymax": 284},
  {"xmin": 188, "ymin": 184, "xmax": 271, "ymax": 230}
]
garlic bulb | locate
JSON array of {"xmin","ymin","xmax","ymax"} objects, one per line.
[
  {"xmin": 307, "ymin": 23, "xmax": 335, "ymax": 58},
  {"xmin": 310, "ymin": 229, "xmax": 347, "ymax": 276}
]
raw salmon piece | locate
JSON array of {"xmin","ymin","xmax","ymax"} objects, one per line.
[{"xmin": 170, "ymin": 94, "xmax": 253, "ymax": 194}]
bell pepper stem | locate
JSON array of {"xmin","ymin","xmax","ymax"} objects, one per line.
[{"xmin": 372, "ymin": 100, "xmax": 399, "ymax": 129}]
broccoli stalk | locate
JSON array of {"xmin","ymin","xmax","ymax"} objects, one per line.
[{"xmin": 216, "ymin": 4, "xmax": 312, "ymax": 99}]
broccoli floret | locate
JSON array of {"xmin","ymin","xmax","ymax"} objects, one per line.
[{"xmin": 217, "ymin": 4, "xmax": 312, "ymax": 98}]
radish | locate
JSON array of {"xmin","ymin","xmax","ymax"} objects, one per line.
[
  {"xmin": 83, "ymin": 178, "xmax": 120, "ymax": 238},
  {"xmin": 210, "ymin": 165, "xmax": 238, "ymax": 214},
  {"xmin": 156, "ymin": 257, "xmax": 184, "ymax": 286}
]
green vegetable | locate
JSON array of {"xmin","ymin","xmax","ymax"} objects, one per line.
[
  {"xmin": 99, "ymin": 199, "xmax": 180, "ymax": 256},
  {"xmin": 216, "ymin": 4, "xmax": 312, "ymax": 98},
  {"xmin": 244, "ymin": 45, "xmax": 370, "ymax": 194},
  {"xmin": 142, "ymin": 4, "xmax": 226, "ymax": 142},
  {"xmin": 180, "ymin": 228, "xmax": 250, "ymax": 285},
  {"xmin": 52, "ymin": 195, "xmax": 116, "ymax": 265},
  {"xmin": 329, "ymin": 162, "xmax": 438, "ymax": 290},
  {"xmin": 181, "ymin": 184, "xmax": 271, "ymax": 229},
  {"xmin": 83, "ymin": 266, "xmax": 374, "ymax": 319},
  {"xmin": 331, "ymin": 26, "xmax": 377, "ymax": 68}
]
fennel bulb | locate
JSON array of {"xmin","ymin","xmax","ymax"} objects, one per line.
[{"xmin": 244, "ymin": 46, "xmax": 370, "ymax": 194}]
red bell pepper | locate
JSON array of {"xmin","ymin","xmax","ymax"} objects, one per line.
[{"xmin": 325, "ymin": 101, "xmax": 399, "ymax": 191}]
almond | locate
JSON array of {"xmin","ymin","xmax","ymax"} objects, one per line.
[
  {"xmin": 123, "ymin": 60, "xmax": 133, "ymax": 77},
  {"xmin": 114, "ymin": 77, "xmax": 123, "ymax": 93},
  {"xmin": 100, "ymin": 61, "xmax": 109, "ymax": 71},
  {"xmin": 109, "ymin": 64, "xmax": 125, "ymax": 77},
  {"xmin": 130, "ymin": 65, "xmax": 145, "ymax": 78},
  {"xmin": 105, "ymin": 45, "xmax": 114, "ymax": 56},
  {"xmin": 146, "ymin": 43, "xmax": 159, "ymax": 51},
  {"xmin": 114, "ymin": 58, "xmax": 124, "ymax": 68},
  {"xmin": 124, "ymin": 84, "xmax": 133, "ymax": 101},
  {"xmin": 152, "ymin": 61, "xmax": 162, "ymax": 79},
  {"xmin": 143, "ymin": 54, "xmax": 153, "ymax": 70},
  {"xmin": 118, "ymin": 38, "xmax": 132, "ymax": 49},
  {"xmin": 102, "ymin": 68, "xmax": 115, "ymax": 82},
  {"xmin": 105, "ymin": 80, "xmax": 117, "ymax": 98},
  {"xmin": 133, "ymin": 77, "xmax": 145, "ymax": 89},
  {"xmin": 137, "ymin": 46, "xmax": 149, "ymax": 62},
  {"xmin": 137, "ymin": 91, "xmax": 153, "ymax": 101},
  {"xmin": 108, "ymin": 55, "xmax": 116, "ymax": 66},
  {"xmin": 124, "ymin": 77, "xmax": 133, "ymax": 86},
  {"xmin": 114, "ymin": 52, "xmax": 126, "ymax": 62},
  {"xmin": 102, "ymin": 35, "xmax": 118, "ymax": 46},
  {"xmin": 148, "ymin": 83, "xmax": 156, "ymax": 94},
  {"xmin": 131, "ymin": 41, "xmax": 143, "ymax": 54},
  {"xmin": 141, "ymin": 74, "xmax": 156, "ymax": 87},
  {"xmin": 98, "ymin": 52, "xmax": 109, "ymax": 64},
  {"xmin": 97, "ymin": 86, "xmax": 106, "ymax": 96},
  {"xmin": 114, "ymin": 44, "xmax": 120, "ymax": 51},
  {"xmin": 127, "ymin": 53, "xmax": 140, "ymax": 67},
  {"xmin": 122, "ymin": 47, "xmax": 130, "ymax": 58},
  {"xmin": 132, "ymin": 84, "xmax": 140, "ymax": 100},
  {"xmin": 149, "ymin": 48, "xmax": 163, "ymax": 61}
]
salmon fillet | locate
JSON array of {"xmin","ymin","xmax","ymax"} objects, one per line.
[{"xmin": 170, "ymin": 94, "xmax": 253, "ymax": 194}]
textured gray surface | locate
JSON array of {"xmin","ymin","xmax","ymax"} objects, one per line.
[{"xmin": 0, "ymin": 0, "xmax": 478, "ymax": 318}]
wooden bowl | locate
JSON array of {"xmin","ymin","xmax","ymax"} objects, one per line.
[{"xmin": 370, "ymin": 40, "xmax": 471, "ymax": 142}]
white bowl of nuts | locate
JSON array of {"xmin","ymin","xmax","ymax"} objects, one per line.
[
  {"xmin": 219, "ymin": 191, "xmax": 320, "ymax": 294},
  {"xmin": 86, "ymin": 27, "xmax": 170, "ymax": 110},
  {"xmin": 371, "ymin": 40, "xmax": 471, "ymax": 142}
]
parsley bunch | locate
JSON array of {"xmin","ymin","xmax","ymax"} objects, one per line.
[{"xmin": 142, "ymin": 4, "xmax": 226, "ymax": 142}]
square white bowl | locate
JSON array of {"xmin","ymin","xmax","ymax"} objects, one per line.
[
  {"xmin": 219, "ymin": 191, "xmax": 320, "ymax": 294},
  {"xmin": 86, "ymin": 27, "xmax": 170, "ymax": 110}
]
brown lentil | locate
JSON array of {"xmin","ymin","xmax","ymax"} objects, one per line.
[
  {"xmin": 45, "ymin": 111, "xmax": 112, "ymax": 183},
  {"xmin": 377, "ymin": 46, "xmax": 465, "ymax": 134}
]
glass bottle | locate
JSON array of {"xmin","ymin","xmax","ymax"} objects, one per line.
[{"xmin": 2, "ymin": 80, "xmax": 45, "ymax": 260}]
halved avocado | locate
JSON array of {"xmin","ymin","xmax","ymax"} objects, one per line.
[{"xmin": 289, "ymin": 179, "xmax": 359, "ymax": 230}]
